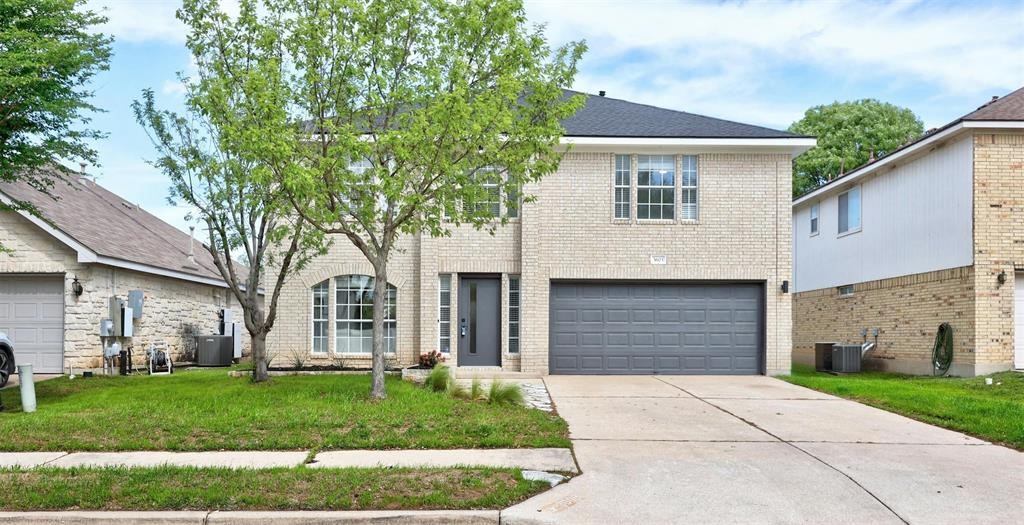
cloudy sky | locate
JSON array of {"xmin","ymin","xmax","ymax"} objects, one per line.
[{"xmin": 81, "ymin": 0, "xmax": 1024, "ymax": 233}]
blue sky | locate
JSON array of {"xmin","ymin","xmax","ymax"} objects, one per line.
[{"xmin": 81, "ymin": 0, "xmax": 1024, "ymax": 233}]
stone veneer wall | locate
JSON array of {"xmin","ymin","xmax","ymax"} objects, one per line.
[
  {"xmin": 972, "ymin": 132, "xmax": 1024, "ymax": 373},
  {"xmin": 792, "ymin": 266, "xmax": 977, "ymax": 375},
  {"xmin": 0, "ymin": 211, "xmax": 247, "ymax": 370}
]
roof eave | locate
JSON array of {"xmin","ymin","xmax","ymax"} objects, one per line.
[{"xmin": 560, "ymin": 136, "xmax": 816, "ymax": 157}]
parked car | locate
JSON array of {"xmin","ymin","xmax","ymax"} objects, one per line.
[{"xmin": 0, "ymin": 333, "xmax": 14, "ymax": 387}]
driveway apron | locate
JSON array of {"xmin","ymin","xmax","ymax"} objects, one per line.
[{"xmin": 502, "ymin": 376, "xmax": 1024, "ymax": 525}]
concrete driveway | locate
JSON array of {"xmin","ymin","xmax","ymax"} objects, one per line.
[{"xmin": 502, "ymin": 376, "xmax": 1024, "ymax": 525}]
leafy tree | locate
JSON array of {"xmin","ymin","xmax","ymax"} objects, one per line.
[
  {"xmin": 172, "ymin": 0, "xmax": 584, "ymax": 398},
  {"xmin": 0, "ymin": 0, "xmax": 111, "ymax": 198},
  {"xmin": 789, "ymin": 99, "xmax": 923, "ymax": 196},
  {"xmin": 132, "ymin": 0, "xmax": 323, "ymax": 383}
]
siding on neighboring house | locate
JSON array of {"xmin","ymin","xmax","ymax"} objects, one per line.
[{"xmin": 793, "ymin": 136, "xmax": 974, "ymax": 293}]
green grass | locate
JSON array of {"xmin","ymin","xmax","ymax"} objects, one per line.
[
  {"xmin": 0, "ymin": 466, "xmax": 549, "ymax": 511},
  {"xmin": 783, "ymin": 364, "xmax": 1024, "ymax": 450},
  {"xmin": 0, "ymin": 369, "xmax": 569, "ymax": 451}
]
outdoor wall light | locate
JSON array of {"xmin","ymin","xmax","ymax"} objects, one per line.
[
  {"xmin": 71, "ymin": 276, "xmax": 83, "ymax": 297},
  {"xmin": 997, "ymin": 270, "xmax": 1007, "ymax": 287},
  {"xmin": 781, "ymin": 280, "xmax": 790, "ymax": 293}
]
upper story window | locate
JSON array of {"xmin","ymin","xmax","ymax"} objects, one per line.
[
  {"xmin": 637, "ymin": 155, "xmax": 675, "ymax": 220},
  {"xmin": 614, "ymin": 155, "xmax": 631, "ymax": 219},
  {"xmin": 838, "ymin": 186, "xmax": 861, "ymax": 235},
  {"xmin": 680, "ymin": 155, "xmax": 698, "ymax": 220},
  {"xmin": 809, "ymin": 203, "xmax": 819, "ymax": 236}
]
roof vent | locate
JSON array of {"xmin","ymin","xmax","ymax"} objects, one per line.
[
  {"xmin": 598, "ymin": 90, "xmax": 606, "ymax": 97},
  {"xmin": 977, "ymin": 95, "xmax": 999, "ymax": 110},
  {"xmin": 78, "ymin": 163, "xmax": 91, "ymax": 186}
]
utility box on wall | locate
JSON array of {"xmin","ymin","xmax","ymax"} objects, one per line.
[
  {"xmin": 128, "ymin": 290, "xmax": 144, "ymax": 319},
  {"xmin": 107, "ymin": 296, "xmax": 135, "ymax": 337}
]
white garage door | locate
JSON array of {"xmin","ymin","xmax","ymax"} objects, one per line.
[{"xmin": 0, "ymin": 275, "xmax": 64, "ymax": 373}]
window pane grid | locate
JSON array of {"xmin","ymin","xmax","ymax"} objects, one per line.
[
  {"xmin": 614, "ymin": 155, "xmax": 631, "ymax": 219},
  {"xmin": 508, "ymin": 276, "xmax": 520, "ymax": 353},
  {"xmin": 637, "ymin": 155, "xmax": 675, "ymax": 220},
  {"xmin": 439, "ymin": 275, "xmax": 451, "ymax": 353},
  {"xmin": 312, "ymin": 281, "xmax": 329, "ymax": 354},
  {"xmin": 680, "ymin": 155, "xmax": 698, "ymax": 220},
  {"xmin": 335, "ymin": 275, "xmax": 396, "ymax": 354}
]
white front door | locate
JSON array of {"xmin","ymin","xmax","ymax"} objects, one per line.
[{"xmin": 1015, "ymin": 273, "xmax": 1024, "ymax": 369}]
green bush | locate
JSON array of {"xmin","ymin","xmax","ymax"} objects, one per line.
[
  {"xmin": 470, "ymin": 378, "xmax": 485, "ymax": 400},
  {"xmin": 424, "ymin": 365, "xmax": 453, "ymax": 393},
  {"xmin": 488, "ymin": 380, "xmax": 524, "ymax": 406}
]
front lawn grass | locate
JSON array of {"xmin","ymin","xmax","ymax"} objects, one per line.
[
  {"xmin": 0, "ymin": 369, "xmax": 568, "ymax": 451},
  {"xmin": 0, "ymin": 466, "xmax": 548, "ymax": 511},
  {"xmin": 783, "ymin": 364, "xmax": 1024, "ymax": 450}
]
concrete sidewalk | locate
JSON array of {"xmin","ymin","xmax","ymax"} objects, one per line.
[{"xmin": 0, "ymin": 448, "xmax": 577, "ymax": 472}]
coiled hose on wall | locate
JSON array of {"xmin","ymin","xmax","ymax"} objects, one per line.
[{"xmin": 932, "ymin": 322, "xmax": 954, "ymax": 376}]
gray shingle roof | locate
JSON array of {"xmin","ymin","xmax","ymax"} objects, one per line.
[
  {"xmin": 560, "ymin": 90, "xmax": 803, "ymax": 138},
  {"xmin": 1, "ymin": 167, "xmax": 231, "ymax": 283}
]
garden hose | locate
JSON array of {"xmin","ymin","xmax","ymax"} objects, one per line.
[{"xmin": 932, "ymin": 322, "xmax": 954, "ymax": 376}]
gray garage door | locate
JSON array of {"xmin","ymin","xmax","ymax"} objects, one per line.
[
  {"xmin": 549, "ymin": 282, "xmax": 763, "ymax": 375},
  {"xmin": 0, "ymin": 275, "xmax": 64, "ymax": 373}
]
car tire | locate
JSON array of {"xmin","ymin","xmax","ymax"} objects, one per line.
[{"xmin": 0, "ymin": 346, "xmax": 14, "ymax": 388}]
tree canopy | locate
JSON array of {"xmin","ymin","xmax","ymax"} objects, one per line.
[
  {"xmin": 0, "ymin": 0, "xmax": 111, "ymax": 196},
  {"xmin": 789, "ymin": 99, "xmax": 923, "ymax": 196}
]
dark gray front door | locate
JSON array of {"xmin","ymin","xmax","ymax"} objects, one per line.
[
  {"xmin": 549, "ymin": 282, "xmax": 763, "ymax": 375},
  {"xmin": 458, "ymin": 277, "xmax": 501, "ymax": 366}
]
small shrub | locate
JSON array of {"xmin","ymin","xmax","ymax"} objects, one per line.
[
  {"xmin": 424, "ymin": 365, "xmax": 453, "ymax": 393},
  {"xmin": 288, "ymin": 347, "xmax": 307, "ymax": 369},
  {"xmin": 470, "ymin": 378, "xmax": 485, "ymax": 400},
  {"xmin": 419, "ymin": 350, "xmax": 445, "ymax": 368},
  {"xmin": 488, "ymin": 380, "xmax": 524, "ymax": 406},
  {"xmin": 448, "ymin": 380, "xmax": 469, "ymax": 400}
]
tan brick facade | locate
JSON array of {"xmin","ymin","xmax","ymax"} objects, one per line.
[
  {"xmin": 792, "ymin": 130, "xmax": 1024, "ymax": 376},
  {"xmin": 793, "ymin": 266, "xmax": 977, "ymax": 375},
  {"xmin": 0, "ymin": 212, "xmax": 247, "ymax": 371},
  {"xmin": 269, "ymin": 150, "xmax": 794, "ymax": 375}
]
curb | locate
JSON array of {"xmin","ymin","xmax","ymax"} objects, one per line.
[{"xmin": 0, "ymin": 510, "xmax": 500, "ymax": 524}]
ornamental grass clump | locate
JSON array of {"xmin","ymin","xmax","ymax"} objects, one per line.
[{"xmin": 487, "ymin": 380, "xmax": 524, "ymax": 406}]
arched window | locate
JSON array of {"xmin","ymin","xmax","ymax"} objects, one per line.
[{"xmin": 335, "ymin": 275, "xmax": 397, "ymax": 354}]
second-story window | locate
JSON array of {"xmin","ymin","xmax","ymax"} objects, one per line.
[
  {"xmin": 810, "ymin": 203, "xmax": 819, "ymax": 235},
  {"xmin": 614, "ymin": 154, "xmax": 631, "ymax": 219},
  {"xmin": 680, "ymin": 155, "xmax": 698, "ymax": 220},
  {"xmin": 637, "ymin": 154, "xmax": 675, "ymax": 220},
  {"xmin": 838, "ymin": 186, "xmax": 861, "ymax": 234},
  {"xmin": 470, "ymin": 166, "xmax": 501, "ymax": 218}
]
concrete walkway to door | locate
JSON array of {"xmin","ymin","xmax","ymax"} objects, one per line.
[{"xmin": 502, "ymin": 376, "xmax": 1024, "ymax": 525}]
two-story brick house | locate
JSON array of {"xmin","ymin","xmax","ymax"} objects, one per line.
[
  {"xmin": 792, "ymin": 87, "xmax": 1024, "ymax": 376},
  {"xmin": 268, "ymin": 91, "xmax": 814, "ymax": 375}
]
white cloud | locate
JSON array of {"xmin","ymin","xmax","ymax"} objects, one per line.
[
  {"xmin": 87, "ymin": 0, "xmax": 240, "ymax": 44},
  {"xmin": 525, "ymin": 0, "xmax": 1024, "ymax": 127}
]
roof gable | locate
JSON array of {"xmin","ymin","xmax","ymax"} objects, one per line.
[{"xmin": 0, "ymin": 166, "xmax": 236, "ymax": 285}]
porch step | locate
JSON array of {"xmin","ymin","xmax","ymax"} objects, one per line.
[{"xmin": 452, "ymin": 368, "xmax": 543, "ymax": 380}]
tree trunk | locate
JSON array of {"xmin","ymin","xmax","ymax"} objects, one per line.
[
  {"xmin": 251, "ymin": 331, "xmax": 269, "ymax": 383},
  {"xmin": 370, "ymin": 263, "xmax": 389, "ymax": 400}
]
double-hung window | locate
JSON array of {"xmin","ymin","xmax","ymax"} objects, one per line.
[
  {"xmin": 810, "ymin": 203, "xmax": 820, "ymax": 236},
  {"xmin": 838, "ymin": 186, "xmax": 861, "ymax": 235},
  {"xmin": 311, "ymin": 281, "xmax": 329, "ymax": 354},
  {"xmin": 474, "ymin": 166, "xmax": 501, "ymax": 218},
  {"xmin": 680, "ymin": 155, "xmax": 698, "ymax": 220},
  {"xmin": 336, "ymin": 275, "xmax": 396, "ymax": 354},
  {"xmin": 637, "ymin": 155, "xmax": 675, "ymax": 220},
  {"xmin": 614, "ymin": 155, "xmax": 631, "ymax": 219}
]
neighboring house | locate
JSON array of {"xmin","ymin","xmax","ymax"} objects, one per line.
[
  {"xmin": 269, "ymin": 91, "xmax": 814, "ymax": 375},
  {"xmin": 0, "ymin": 167, "xmax": 248, "ymax": 373},
  {"xmin": 792, "ymin": 87, "xmax": 1024, "ymax": 376}
]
